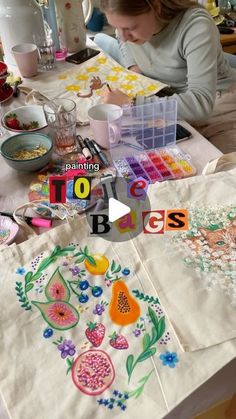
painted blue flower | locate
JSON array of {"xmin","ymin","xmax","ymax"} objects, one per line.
[
  {"xmin": 113, "ymin": 390, "xmax": 119, "ymax": 396},
  {"xmin": 16, "ymin": 267, "xmax": 26, "ymax": 275},
  {"xmin": 159, "ymin": 351, "xmax": 179, "ymax": 368}
]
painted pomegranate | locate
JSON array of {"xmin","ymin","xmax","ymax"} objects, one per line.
[{"xmin": 72, "ymin": 349, "xmax": 115, "ymax": 396}]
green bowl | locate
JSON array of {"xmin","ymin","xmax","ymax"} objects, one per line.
[{"xmin": 0, "ymin": 132, "xmax": 53, "ymax": 172}]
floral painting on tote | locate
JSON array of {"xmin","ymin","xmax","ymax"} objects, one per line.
[
  {"xmin": 173, "ymin": 205, "xmax": 236, "ymax": 306},
  {"xmin": 14, "ymin": 244, "xmax": 179, "ymax": 413}
]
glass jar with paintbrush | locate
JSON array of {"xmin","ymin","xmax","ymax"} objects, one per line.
[{"xmin": 43, "ymin": 98, "xmax": 77, "ymax": 155}]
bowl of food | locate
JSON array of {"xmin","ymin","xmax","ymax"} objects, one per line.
[
  {"xmin": 0, "ymin": 132, "xmax": 53, "ymax": 172},
  {"xmin": 0, "ymin": 61, "xmax": 8, "ymax": 88},
  {"xmin": 2, "ymin": 105, "xmax": 47, "ymax": 132}
]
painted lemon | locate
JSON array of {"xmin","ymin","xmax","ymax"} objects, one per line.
[{"xmin": 84, "ymin": 254, "xmax": 109, "ymax": 275}]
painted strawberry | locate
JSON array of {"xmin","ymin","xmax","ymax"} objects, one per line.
[
  {"xmin": 109, "ymin": 332, "xmax": 129, "ymax": 350},
  {"xmin": 85, "ymin": 322, "xmax": 105, "ymax": 347},
  {"xmin": 5, "ymin": 113, "xmax": 20, "ymax": 130}
]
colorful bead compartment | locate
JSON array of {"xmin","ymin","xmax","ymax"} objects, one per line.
[{"xmin": 113, "ymin": 146, "xmax": 196, "ymax": 183}]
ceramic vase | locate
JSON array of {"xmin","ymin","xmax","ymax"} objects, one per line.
[
  {"xmin": 55, "ymin": 0, "xmax": 87, "ymax": 53},
  {"xmin": 0, "ymin": 0, "xmax": 46, "ymax": 65}
]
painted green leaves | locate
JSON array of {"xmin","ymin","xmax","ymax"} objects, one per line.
[
  {"xmin": 126, "ymin": 307, "xmax": 165, "ymax": 382},
  {"xmin": 74, "ymin": 246, "xmax": 96, "ymax": 265},
  {"xmin": 132, "ymin": 289, "xmax": 160, "ymax": 305},
  {"xmin": 31, "ymin": 301, "xmax": 79, "ymax": 330},
  {"xmin": 45, "ymin": 268, "xmax": 70, "ymax": 301},
  {"xmin": 15, "ymin": 282, "xmax": 31, "ymax": 311}
]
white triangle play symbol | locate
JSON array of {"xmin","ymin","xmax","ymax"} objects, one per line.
[{"xmin": 108, "ymin": 198, "xmax": 131, "ymax": 222}]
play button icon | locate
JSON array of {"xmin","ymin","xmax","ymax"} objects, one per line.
[
  {"xmin": 86, "ymin": 176, "xmax": 151, "ymax": 243},
  {"xmin": 108, "ymin": 198, "xmax": 131, "ymax": 222}
]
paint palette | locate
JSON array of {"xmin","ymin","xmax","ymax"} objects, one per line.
[
  {"xmin": 114, "ymin": 146, "xmax": 196, "ymax": 183},
  {"xmin": 108, "ymin": 100, "xmax": 196, "ymax": 183}
]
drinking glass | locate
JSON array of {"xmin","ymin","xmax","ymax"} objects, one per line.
[{"xmin": 43, "ymin": 98, "xmax": 77, "ymax": 155}]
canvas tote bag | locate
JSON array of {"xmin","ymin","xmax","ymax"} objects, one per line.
[
  {"xmin": 131, "ymin": 154, "xmax": 236, "ymax": 351},
  {"xmin": 0, "ymin": 176, "xmax": 236, "ymax": 419},
  {"xmin": 0, "ymin": 215, "xmax": 170, "ymax": 419}
]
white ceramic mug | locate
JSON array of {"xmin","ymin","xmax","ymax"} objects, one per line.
[
  {"xmin": 88, "ymin": 104, "xmax": 123, "ymax": 149},
  {"xmin": 11, "ymin": 43, "xmax": 38, "ymax": 77}
]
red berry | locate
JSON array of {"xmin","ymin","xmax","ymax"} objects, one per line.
[
  {"xmin": 85, "ymin": 322, "xmax": 105, "ymax": 347},
  {"xmin": 5, "ymin": 113, "xmax": 20, "ymax": 130},
  {"xmin": 109, "ymin": 332, "xmax": 129, "ymax": 350}
]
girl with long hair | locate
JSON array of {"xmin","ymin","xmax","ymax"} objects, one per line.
[{"xmin": 94, "ymin": 0, "xmax": 236, "ymax": 153}]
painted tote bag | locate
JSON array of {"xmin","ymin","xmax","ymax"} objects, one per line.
[
  {"xmin": 132, "ymin": 164, "xmax": 236, "ymax": 351},
  {"xmin": 25, "ymin": 52, "xmax": 168, "ymax": 124},
  {"xmin": 0, "ymin": 211, "xmax": 236, "ymax": 419}
]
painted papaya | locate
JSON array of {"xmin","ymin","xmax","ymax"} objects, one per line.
[{"xmin": 109, "ymin": 280, "xmax": 140, "ymax": 326}]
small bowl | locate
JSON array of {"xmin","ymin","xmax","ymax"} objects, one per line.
[
  {"xmin": 0, "ymin": 216, "xmax": 19, "ymax": 245},
  {"xmin": 0, "ymin": 132, "xmax": 53, "ymax": 172},
  {"xmin": 2, "ymin": 105, "xmax": 47, "ymax": 133}
]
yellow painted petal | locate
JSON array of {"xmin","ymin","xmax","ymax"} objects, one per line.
[
  {"xmin": 112, "ymin": 66, "xmax": 124, "ymax": 72},
  {"xmin": 137, "ymin": 90, "xmax": 146, "ymax": 95},
  {"xmin": 87, "ymin": 66, "xmax": 98, "ymax": 72},
  {"xmin": 97, "ymin": 57, "xmax": 107, "ymax": 64},
  {"xmin": 58, "ymin": 74, "xmax": 68, "ymax": 80},
  {"xmin": 125, "ymin": 74, "xmax": 138, "ymax": 81},
  {"xmin": 65, "ymin": 85, "xmax": 80, "ymax": 91},
  {"xmin": 147, "ymin": 84, "xmax": 158, "ymax": 91},
  {"xmin": 106, "ymin": 75, "xmax": 119, "ymax": 82},
  {"xmin": 75, "ymin": 74, "xmax": 89, "ymax": 81},
  {"xmin": 120, "ymin": 84, "xmax": 134, "ymax": 90}
]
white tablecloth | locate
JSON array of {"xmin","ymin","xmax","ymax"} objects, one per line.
[{"xmin": 1, "ymin": 53, "xmax": 234, "ymax": 419}]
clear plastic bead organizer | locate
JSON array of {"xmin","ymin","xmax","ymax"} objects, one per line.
[{"xmin": 107, "ymin": 99, "xmax": 196, "ymax": 183}]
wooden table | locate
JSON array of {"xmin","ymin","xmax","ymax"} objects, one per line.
[{"xmin": 220, "ymin": 32, "xmax": 236, "ymax": 54}]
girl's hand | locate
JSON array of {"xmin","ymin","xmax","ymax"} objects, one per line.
[
  {"xmin": 128, "ymin": 65, "xmax": 142, "ymax": 74},
  {"xmin": 101, "ymin": 87, "xmax": 132, "ymax": 106}
]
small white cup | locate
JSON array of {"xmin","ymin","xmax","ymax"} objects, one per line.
[
  {"xmin": 11, "ymin": 43, "xmax": 38, "ymax": 78},
  {"xmin": 88, "ymin": 104, "xmax": 123, "ymax": 149}
]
